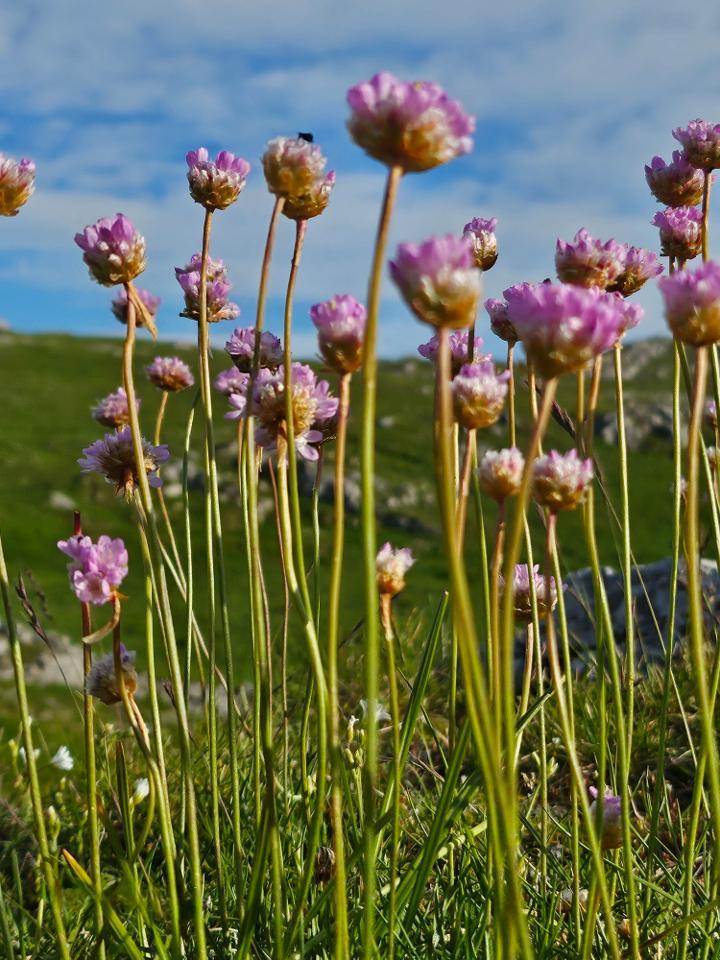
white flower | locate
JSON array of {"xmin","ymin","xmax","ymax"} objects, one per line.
[
  {"xmin": 132, "ymin": 777, "xmax": 150, "ymax": 803},
  {"xmin": 51, "ymin": 746, "xmax": 74, "ymax": 772},
  {"xmin": 359, "ymin": 698, "xmax": 392, "ymax": 723},
  {"xmin": 18, "ymin": 746, "xmax": 40, "ymax": 764}
]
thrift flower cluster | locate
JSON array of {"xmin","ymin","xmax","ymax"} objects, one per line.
[
  {"xmin": 0, "ymin": 153, "xmax": 35, "ymax": 216},
  {"xmin": 57, "ymin": 534, "xmax": 128, "ymax": 605},
  {"xmin": 176, "ymin": 254, "xmax": 240, "ymax": 323},
  {"xmin": 186, "ymin": 147, "xmax": 250, "ymax": 211}
]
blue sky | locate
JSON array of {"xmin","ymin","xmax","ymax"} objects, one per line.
[{"xmin": 1, "ymin": 0, "xmax": 719, "ymax": 356}]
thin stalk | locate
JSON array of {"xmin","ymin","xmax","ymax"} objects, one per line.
[
  {"xmin": 507, "ymin": 343, "xmax": 516, "ymax": 446},
  {"xmin": 455, "ymin": 428, "xmax": 476, "ymax": 550},
  {"xmin": 489, "ymin": 503, "xmax": 506, "ymax": 734},
  {"xmin": 380, "ymin": 596, "xmax": 401, "ymax": 960},
  {"xmin": 702, "ymin": 171, "xmax": 712, "ymax": 262}
]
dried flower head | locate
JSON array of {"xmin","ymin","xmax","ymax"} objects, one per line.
[
  {"xmin": 111, "ymin": 287, "xmax": 161, "ymax": 327},
  {"xmin": 673, "ymin": 120, "xmax": 720, "ymax": 172},
  {"xmin": 555, "ymin": 229, "xmax": 626, "ymax": 289},
  {"xmin": 658, "ymin": 260, "xmax": 720, "ymax": 346},
  {"xmin": 346, "ymin": 72, "xmax": 474, "ymax": 172},
  {"xmin": 75, "ymin": 214, "xmax": 146, "ymax": 286},
  {"xmin": 0, "ymin": 154, "xmax": 35, "ymax": 216},
  {"xmin": 452, "ymin": 359, "xmax": 510, "ymax": 430},
  {"xmin": 176, "ymin": 254, "xmax": 240, "ymax": 324},
  {"xmin": 252, "ymin": 363, "xmax": 338, "ymax": 461},
  {"xmin": 652, "ymin": 207, "xmax": 703, "ymax": 261},
  {"xmin": 608, "ymin": 246, "xmax": 663, "ymax": 297},
  {"xmin": 463, "ymin": 217, "xmax": 498, "ymax": 271},
  {"xmin": 225, "ymin": 326, "xmax": 283, "ymax": 373},
  {"xmin": 314, "ymin": 846, "xmax": 336, "ymax": 885},
  {"xmin": 589, "ymin": 787, "xmax": 623, "ymax": 850},
  {"xmin": 57, "ymin": 533, "xmax": 128, "ymax": 605},
  {"xmin": 645, "ymin": 151, "xmax": 705, "ymax": 207},
  {"xmin": 145, "ymin": 356, "xmax": 195, "ymax": 393},
  {"xmin": 478, "ymin": 447, "xmax": 525, "ymax": 501},
  {"xmin": 79, "ymin": 426, "xmax": 169, "ymax": 498},
  {"xmin": 310, "ymin": 294, "xmax": 367, "ymax": 374},
  {"xmin": 215, "ymin": 367, "xmax": 249, "ymax": 397},
  {"xmin": 532, "ymin": 449, "xmax": 593, "ymax": 512},
  {"xmin": 376, "ymin": 542, "xmax": 415, "ymax": 597},
  {"xmin": 418, "ymin": 330, "xmax": 484, "ymax": 376},
  {"xmin": 91, "ymin": 387, "xmax": 138, "ymax": 430},
  {"xmin": 85, "ymin": 646, "xmax": 137, "ymax": 705},
  {"xmin": 499, "ymin": 564, "xmax": 558, "ymax": 622},
  {"xmin": 390, "ymin": 234, "xmax": 481, "ymax": 329},
  {"xmin": 186, "ymin": 147, "xmax": 250, "ymax": 210},
  {"xmin": 484, "ymin": 298, "xmax": 519, "ymax": 345}
]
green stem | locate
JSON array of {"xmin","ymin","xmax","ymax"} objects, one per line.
[
  {"xmin": 507, "ymin": 343, "xmax": 516, "ymax": 447},
  {"xmin": 380, "ymin": 597, "xmax": 401, "ymax": 960}
]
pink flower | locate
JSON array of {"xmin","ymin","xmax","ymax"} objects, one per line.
[
  {"xmin": 186, "ymin": 147, "xmax": 250, "ymax": 210},
  {"xmin": 91, "ymin": 387, "xmax": 138, "ymax": 430},
  {"xmin": 390, "ymin": 234, "xmax": 481, "ymax": 329},
  {"xmin": 658, "ymin": 260, "xmax": 720, "ymax": 345},
  {"xmin": 225, "ymin": 326, "xmax": 283, "ymax": 373},
  {"xmin": 79, "ymin": 426, "xmax": 169, "ymax": 498},
  {"xmin": 499, "ymin": 564, "xmax": 558, "ymax": 622},
  {"xmin": 214, "ymin": 367, "xmax": 249, "ymax": 397},
  {"xmin": 478, "ymin": 448, "xmax": 525, "ymax": 501},
  {"xmin": 463, "ymin": 217, "xmax": 498, "ymax": 271},
  {"xmin": 0, "ymin": 154, "xmax": 35, "ymax": 216},
  {"xmin": 346, "ymin": 72, "xmax": 474, "ymax": 172},
  {"xmin": 145, "ymin": 357, "xmax": 194, "ymax": 393},
  {"xmin": 58, "ymin": 534, "xmax": 128, "ymax": 606},
  {"xmin": 175, "ymin": 254, "xmax": 240, "ymax": 324},
  {"xmin": 555, "ymin": 229, "xmax": 626, "ymax": 289},
  {"xmin": 310, "ymin": 295, "xmax": 367, "ymax": 374},
  {"xmin": 652, "ymin": 207, "xmax": 703, "ymax": 261},
  {"xmin": 376, "ymin": 542, "xmax": 415, "ymax": 596},
  {"xmin": 484, "ymin": 298, "xmax": 518, "ymax": 346},
  {"xmin": 645, "ymin": 151, "xmax": 705, "ymax": 207},
  {"xmin": 418, "ymin": 330, "xmax": 484, "ymax": 376},
  {"xmin": 608, "ymin": 246, "xmax": 663, "ymax": 297},
  {"xmin": 532, "ymin": 449, "xmax": 593, "ymax": 512},
  {"xmin": 673, "ymin": 120, "xmax": 720, "ymax": 172},
  {"xmin": 111, "ymin": 287, "xmax": 161, "ymax": 327},
  {"xmin": 262, "ymin": 137, "xmax": 335, "ymax": 220},
  {"xmin": 589, "ymin": 787, "xmax": 623, "ymax": 850},
  {"xmin": 451, "ymin": 359, "xmax": 510, "ymax": 430},
  {"xmin": 74, "ymin": 214, "xmax": 146, "ymax": 286}
]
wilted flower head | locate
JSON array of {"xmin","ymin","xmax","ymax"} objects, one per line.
[
  {"xmin": 673, "ymin": 120, "xmax": 720, "ymax": 172},
  {"xmin": 452, "ymin": 359, "xmax": 510, "ymax": 430},
  {"xmin": 252, "ymin": 363, "xmax": 338, "ymax": 461},
  {"xmin": 111, "ymin": 287, "xmax": 161, "ymax": 327},
  {"xmin": 225, "ymin": 326, "xmax": 283, "ymax": 373},
  {"xmin": 478, "ymin": 447, "xmax": 524, "ymax": 501},
  {"xmin": 310, "ymin": 294, "xmax": 367, "ymax": 374},
  {"xmin": 186, "ymin": 147, "xmax": 250, "ymax": 210},
  {"xmin": 58, "ymin": 533, "xmax": 128, "ymax": 605},
  {"xmin": 176, "ymin": 254, "xmax": 240, "ymax": 323},
  {"xmin": 499, "ymin": 563, "xmax": 558, "ymax": 622},
  {"xmin": 215, "ymin": 367, "xmax": 249, "ymax": 397},
  {"xmin": 463, "ymin": 217, "xmax": 498, "ymax": 271},
  {"xmin": 390, "ymin": 234, "xmax": 481, "ymax": 329},
  {"xmin": 589, "ymin": 786, "xmax": 623, "ymax": 850},
  {"xmin": 51, "ymin": 746, "xmax": 74, "ymax": 772},
  {"xmin": 91, "ymin": 387, "xmax": 138, "ymax": 430},
  {"xmin": 608, "ymin": 246, "xmax": 663, "ymax": 297},
  {"xmin": 555, "ymin": 229, "xmax": 626, "ymax": 289},
  {"xmin": 86, "ymin": 646, "xmax": 137, "ymax": 705},
  {"xmin": 532, "ymin": 449, "xmax": 593, "ymax": 512},
  {"xmin": 0, "ymin": 154, "xmax": 35, "ymax": 216},
  {"xmin": 485, "ymin": 298, "xmax": 519, "ymax": 345},
  {"xmin": 658, "ymin": 260, "xmax": 720, "ymax": 346},
  {"xmin": 645, "ymin": 151, "xmax": 705, "ymax": 207},
  {"xmin": 79, "ymin": 426, "xmax": 169, "ymax": 497},
  {"xmin": 376, "ymin": 542, "xmax": 415, "ymax": 597},
  {"xmin": 705, "ymin": 398, "xmax": 717, "ymax": 428},
  {"xmin": 652, "ymin": 207, "xmax": 703, "ymax": 261},
  {"xmin": 145, "ymin": 356, "xmax": 194, "ymax": 393},
  {"xmin": 75, "ymin": 214, "xmax": 146, "ymax": 286},
  {"xmin": 503, "ymin": 282, "xmax": 626, "ymax": 378}
]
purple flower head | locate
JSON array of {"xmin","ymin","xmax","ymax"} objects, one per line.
[
  {"xmin": 503, "ymin": 282, "xmax": 626, "ymax": 379},
  {"xmin": 645, "ymin": 151, "xmax": 705, "ymax": 207},
  {"xmin": 262, "ymin": 137, "xmax": 329, "ymax": 198},
  {"xmin": 555, "ymin": 229, "xmax": 626, "ymax": 290},
  {"xmin": 225, "ymin": 326, "xmax": 283, "ymax": 373},
  {"xmin": 673, "ymin": 120, "xmax": 720, "ymax": 172},
  {"xmin": 91, "ymin": 387, "xmax": 138, "ymax": 430},
  {"xmin": 224, "ymin": 390, "xmax": 249, "ymax": 421},
  {"xmin": 478, "ymin": 447, "xmax": 525, "ymax": 501},
  {"xmin": 347, "ymin": 72, "xmax": 474, "ymax": 172},
  {"xmin": 175, "ymin": 254, "xmax": 240, "ymax": 324},
  {"xmin": 589, "ymin": 787, "xmax": 623, "ymax": 850},
  {"xmin": 251, "ymin": 363, "xmax": 338, "ymax": 462},
  {"xmin": 111, "ymin": 287, "xmax": 161, "ymax": 328},
  {"xmin": 652, "ymin": 207, "xmax": 703, "ymax": 261},
  {"xmin": 532, "ymin": 449, "xmax": 593, "ymax": 512},
  {"xmin": 215, "ymin": 367, "xmax": 250, "ymax": 397},
  {"xmin": 499, "ymin": 563, "xmax": 558, "ymax": 622},
  {"xmin": 705, "ymin": 398, "xmax": 717, "ymax": 428},
  {"xmin": 74, "ymin": 214, "xmax": 146, "ymax": 287},
  {"xmin": 376, "ymin": 542, "xmax": 415, "ymax": 597},
  {"xmin": 145, "ymin": 356, "xmax": 194, "ymax": 393},
  {"xmin": 79, "ymin": 426, "xmax": 170, "ymax": 499},
  {"xmin": 284, "ymin": 169, "xmax": 336, "ymax": 221},
  {"xmin": 418, "ymin": 330, "xmax": 484, "ymax": 377},
  {"xmin": 58, "ymin": 534, "xmax": 128, "ymax": 606},
  {"xmin": 658, "ymin": 260, "xmax": 720, "ymax": 345},
  {"xmin": 0, "ymin": 154, "xmax": 35, "ymax": 216},
  {"xmin": 608, "ymin": 291, "xmax": 644, "ymax": 340},
  {"xmin": 484, "ymin": 298, "xmax": 519, "ymax": 345},
  {"xmin": 451, "ymin": 359, "xmax": 510, "ymax": 430},
  {"xmin": 463, "ymin": 217, "xmax": 498, "ymax": 271},
  {"xmin": 186, "ymin": 147, "xmax": 250, "ymax": 210},
  {"xmin": 310, "ymin": 294, "xmax": 367, "ymax": 374},
  {"xmin": 85, "ymin": 647, "xmax": 137, "ymax": 704},
  {"xmin": 608, "ymin": 246, "xmax": 663, "ymax": 297},
  {"xmin": 390, "ymin": 234, "xmax": 481, "ymax": 329}
]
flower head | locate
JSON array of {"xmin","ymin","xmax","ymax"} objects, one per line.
[
  {"xmin": 58, "ymin": 533, "xmax": 128, "ymax": 605},
  {"xmin": 499, "ymin": 564, "xmax": 558, "ymax": 622},
  {"xmin": 133, "ymin": 778, "xmax": 150, "ymax": 803},
  {"xmin": 284, "ymin": 170, "xmax": 336, "ymax": 221},
  {"xmin": 186, "ymin": 147, "xmax": 250, "ymax": 210},
  {"xmin": 215, "ymin": 367, "xmax": 249, "ymax": 397},
  {"xmin": 347, "ymin": 72, "xmax": 474, "ymax": 172},
  {"xmin": 74, "ymin": 214, "xmax": 146, "ymax": 286},
  {"xmin": 390, "ymin": 234, "xmax": 481, "ymax": 329},
  {"xmin": 652, "ymin": 207, "xmax": 703, "ymax": 260},
  {"xmin": 0, "ymin": 154, "xmax": 35, "ymax": 216},
  {"xmin": 608, "ymin": 291, "xmax": 644, "ymax": 340},
  {"xmin": 608, "ymin": 246, "xmax": 663, "ymax": 297},
  {"xmin": 111, "ymin": 287, "xmax": 161, "ymax": 328},
  {"xmin": 452, "ymin": 359, "xmax": 510, "ymax": 430},
  {"xmin": 485, "ymin": 298, "xmax": 519, "ymax": 345},
  {"xmin": 79, "ymin": 426, "xmax": 169, "ymax": 498},
  {"xmin": 673, "ymin": 120, "xmax": 720, "ymax": 172},
  {"xmin": 555, "ymin": 229, "xmax": 626, "ymax": 289},
  {"xmin": 658, "ymin": 260, "xmax": 720, "ymax": 345},
  {"xmin": 225, "ymin": 326, "xmax": 283, "ymax": 373},
  {"xmin": 51, "ymin": 746, "xmax": 74, "ymax": 772},
  {"xmin": 503, "ymin": 282, "xmax": 627, "ymax": 378},
  {"xmin": 376, "ymin": 542, "xmax": 415, "ymax": 596},
  {"xmin": 705, "ymin": 398, "xmax": 717, "ymax": 428},
  {"xmin": 589, "ymin": 787, "xmax": 623, "ymax": 850},
  {"xmin": 252, "ymin": 363, "xmax": 338, "ymax": 461},
  {"xmin": 645, "ymin": 151, "xmax": 705, "ymax": 207},
  {"xmin": 418, "ymin": 330, "xmax": 484, "ymax": 376},
  {"xmin": 463, "ymin": 217, "xmax": 498, "ymax": 271},
  {"xmin": 532, "ymin": 449, "xmax": 593, "ymax": 512},
  {"xmin": 91, "ymin": 387, "xmax": 138, "ymax": 430},
  {"xmin": 86, "ymin": 646, "xmax": 137, "ymax": 705},
  {"xmin": 478, "ymin": 448, "xmax": 525, "ymax": 501},
  {"xmin": 145, "ymin": 356, "xmax": 194, "ymax": 393},
  {"xmin": 263, "ymin": 137, "xmax": 328, "ymax": 197},
  {"xmin": 310, "ymin": 294, "xmax": 367, "ymax": 374},
  {"xmin": 175, "ymin": 254, "xmax": 240, "ymax": 323},
  {"xmin": 707, "ymin": 446, "xmax": 720, "ymax": 471}
]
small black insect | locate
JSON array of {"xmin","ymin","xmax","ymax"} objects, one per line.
[{"xmin": 298, "ymin": 132, "xmax": 314, "ymax": 143}]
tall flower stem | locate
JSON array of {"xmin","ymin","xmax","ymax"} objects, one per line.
[
  {"xmin": 380, "ymin": 596, "xmax": 402, "ymax": 960},
  {"xmin": 455, "ymin": 428, "xmax": 476, "ymax": 550},
  {"xmin": 702, "ymin": 171, "xmax": 712, "ymax": 262},
  {"xmin": 326, "ymin": 372, "xmax": 351, "ymax": 960},
  {"xmin": 360, "ymin": 163, "xmax": 402, "ymax": 957},
  {"xmin": 489, "ymin": 503, "xmax": 506, "ymax": 733},
  {"xmin": 507, "ymin": 343, "xmax": 516, "ymax": 446},
  {"xmin": 0, "ymin": 530, "xmax": 71, "ymax": 960}
]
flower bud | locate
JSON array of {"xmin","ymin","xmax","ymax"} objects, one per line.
[
  {"xmin": 478, "ymin": 448, "xmax": 524, "ymax": 501},
  {"xmin": 532, "ymin": 449, "xmax": 593, "ymax": 512},
  {"xmin": 652, "ymin": 207, "xmax": 703, "ymax": 261},
  {"xmin": 145, "ymin": 357, "xmax": 195, "ymax": 393},
  {"xmin": 91, "ymin": 387, "xmax": 138, "ymax": 430},
  {"xmin": 673, "ymin": 120, "xmax": 720, "ymax": 172},
  {"xmin": 589, "ymin": 787, "xmax": 623, "ymax": 850},
  {"xmin": 310, "ymin": 294, "xmax": 367, "ymax": 373},
  {"xmin": 186, "ymin": 147, "xmax": 250, "ymax": 210},
  {"xmin": 463, "ymin": 217, "xmax": 498, "ymax": 271},
  {"xmin": 499, "ymin": 564, "xmax": 557, "ymax": 622},
  {"xmin": 451, "ymin": 360, "xmax": 510, "ymax": 430},
  {"xmin": 645, "ymin": 151, "xmax": 705, "ymax": 207},
  {"xmin": 484, "ymin": 298, "xmax": 518, "ymax": 345},
  {"xmin": 376, "ymin": 543, "xmax": 414, "ymax": 597},
  {"xmin": 75, "ymin": 214, "xmax": 146, "ymax": 286}
]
